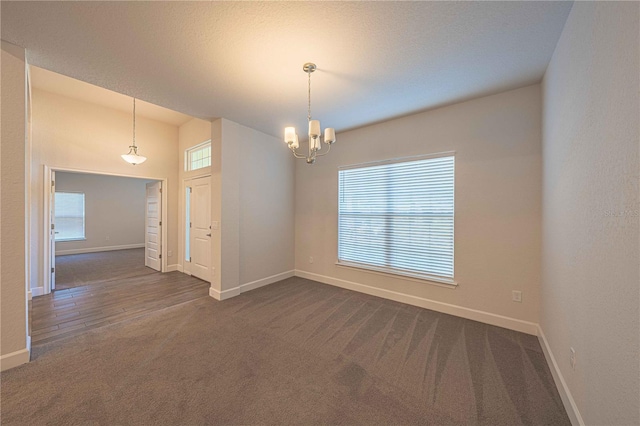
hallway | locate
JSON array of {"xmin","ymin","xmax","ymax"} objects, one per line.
[{"xmin": 31, "ymin": 249, "xmax": 209, "ymax": 345}]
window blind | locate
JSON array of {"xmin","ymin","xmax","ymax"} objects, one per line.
[
  {"xmin": 54, "ymin": 192, "xmax": 85, "ymax": 241},
  {"xmin": 338, "ymin": 155, "xmax": 455, "ymax": 281}
]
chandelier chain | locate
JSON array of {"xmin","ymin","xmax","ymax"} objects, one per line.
[{"xmin": 307, "ymin": 70, "xmax": 311, "ymax": 122}]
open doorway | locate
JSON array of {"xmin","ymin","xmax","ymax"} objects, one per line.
[{"xmin": 44, "ymin": 169, "xmax": 168, "ymax": 293}]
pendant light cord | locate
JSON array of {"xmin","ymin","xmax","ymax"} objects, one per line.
[{"xmin": 132, "ymin": 98, "xmax": 136, "ymax": 151}]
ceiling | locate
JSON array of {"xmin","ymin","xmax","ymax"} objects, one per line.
[
  {"xmin": 30, "ymin": 66, "xmax": 193, "ymax": 127},
  {"xmin": 2, "ymin": 1, "xmax": 573, "ymax": 138}
]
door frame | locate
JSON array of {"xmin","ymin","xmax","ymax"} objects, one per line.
[{"xmin": 43, "ymin": 165, "xmax": 168, "ymax": 295}]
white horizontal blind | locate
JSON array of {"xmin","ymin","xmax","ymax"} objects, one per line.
[
  {"xmin": 55, "ymin": 192, "xmax": 85, "ymax": 241},
  {"xmin": 338, "ymin": 155, "xmax": 454, "ymax": 280}
]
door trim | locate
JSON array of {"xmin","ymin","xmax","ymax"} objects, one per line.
[{"xmin": 42, "ymin": 165, "xmax": 169, "ymax": 295}]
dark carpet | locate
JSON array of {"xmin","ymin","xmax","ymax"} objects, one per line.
[{"xmin": 1, "ymin": 277, "xmax": 570, "ymax": 425}]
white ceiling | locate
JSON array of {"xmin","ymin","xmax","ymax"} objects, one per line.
[
  {"xmin": 30, "ymin": 66, "xmax": 193, "ymax": 127},
  {"xmin": 2, "ymin": 1, "xmax": 573, "ymax": 138}
]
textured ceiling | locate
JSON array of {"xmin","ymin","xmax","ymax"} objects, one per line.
[
  {"xmin": 2, "ymin": 1, "xmax": 572, "ymax": 138},
  {"xmin": 30, "ymin": 66, "xmax": 193, "ymax": 127}
]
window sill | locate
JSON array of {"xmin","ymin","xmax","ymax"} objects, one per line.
[
  {"xmin": 55, "ymin": 238, "xmax": 86, "ymax": 242},
  {"xmin": 335, "ymin": 261, "xmax": 458, "ymax": 288}
]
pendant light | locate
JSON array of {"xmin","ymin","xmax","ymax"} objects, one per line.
[{"xmin": 121, "ymin": 98, "xmax": 147, "ymax": 165}]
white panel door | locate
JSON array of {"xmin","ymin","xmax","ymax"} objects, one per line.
[
  {"xmin": 50, "ymin": 170, "xmax": 56, "ymax": 291},
  {"xmin": 190, "ymin": 176, "xmax": 211, "ymax": 282},
  {"xmin": 145, "ymin": 181, "xmax": 162, "ymax": 271}
]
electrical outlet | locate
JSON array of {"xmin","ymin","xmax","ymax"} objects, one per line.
[
  {"xmin": 168, "ymin": 250, "xmax": 173, "ymax": 257},
  {"xmin": 309, "ymin": 256, "xmax": 314, "ymax": 264},
  {"xmin": 512, "ymin": 290, "xmax": 522, "ymax": 303},
  {"xmin": 570, "ymin": 347, "xmax": 576, "ymax": 370},
  {"xmin": 105, "ymin": 236, "xmax": 110, "ymax": 241}
]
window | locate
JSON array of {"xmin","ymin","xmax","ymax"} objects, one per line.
[
  {"xmin": 338, "ymin": 154, "xmax": 455, "ymax": 283},
  {"xmin": 54, "ymin": 192, "xmax": 85, "ymax": 241},
  {"xmin": 186, "ymin": 141, "xmax": 211, "ymax": 171}
]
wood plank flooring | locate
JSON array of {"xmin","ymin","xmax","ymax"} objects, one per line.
[
  {"xmin": 54, "ymin": 248, "xmax": 155, "ymax": 290},
  {"xmin": 31, "ymin": 250, "xmax": 209, "ymax": 345}
]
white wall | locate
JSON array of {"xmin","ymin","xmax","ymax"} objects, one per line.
[
  {"xmin": 295, "ymin": 85, "xmax": 542, "ymax": 333},
  {"xmin": 541, "ymin": 2, "xmax": 639, "ymax": 425},
  {"xmin": 54, "ymin": 172, "xmax": 152, "ymax": 255},
  {"xmin": 209, "ymin": 119, "xmax": 295, "ymax": 299},
  {"xmin": 30, "ymin": 88, "xmax": 180, "ymax": 291},
  {"xmin": 0, "ymin": 41, "xmax": 30, "ymax": 370}
]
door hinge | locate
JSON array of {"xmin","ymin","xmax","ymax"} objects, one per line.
[
  {"xmin": 190, "ymin": 222, "xmax": 192, "ymax": 228},
  {"xmin": 51, "ymin": 267, "xmax": 55, "ymax": 273},
  {"xmin": 159, "ymin": 221, "xmax": 162, "ymax": 226},
  {"xmin": 51, "ymin": 180, "xmax": 55, "ymax": 187},
  {"xmin": 51, "ymin": 223, "xmax": 55, "ymax": 230},
  {"xmin": 189, "ymin": 257, "xmax": 192, "ymax": 262},
  {"xmin": 159, "ymin": 188, "xmax": 162, "ymax": 193},
  {"xmin": 159, "ymin": 254, "xmax": 162, "ymax": 259}
]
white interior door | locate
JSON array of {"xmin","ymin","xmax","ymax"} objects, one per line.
[
  {"xmin": 190, "ymin": 176, "xmax": 211, "ymax": 282},
  {"xmin": 50, "ymin": 170, "xmax": 56, "ymax": 291},
  {"xmin": 145, "ymin": 181, "xmax": 162, "ymax": 271}
]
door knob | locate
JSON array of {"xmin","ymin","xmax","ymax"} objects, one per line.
[{"xmin": 206, "ymin": 233, "xmax": 211, "ymax": 237}]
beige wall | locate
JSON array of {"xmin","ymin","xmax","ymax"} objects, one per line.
[
  {"xmin": 210, "ymin": 119, "xmax": 295, "ymax": 297},
  {"xmin": 0, "ymin": 41, "xmax": 29, "ymax": 368},
  {"xmin": 238, "ymin": 121, "xmax": 295, "ymax": 284},
  {"xmin": 541, "ymin": 2, "xmax": 639, "ymax": 425},
  {"xmin": 54, "ymin": 172, "xmax": 153, "ymax": 255},
  {"xmin": 295, "ymin": 85, "xmax": 542, "ymax": 330},
  {"xmin": 30, "ymin": 88, "xmax": 180, "ymax": 290}
]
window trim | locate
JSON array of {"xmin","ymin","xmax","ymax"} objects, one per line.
[
  {"xmin": 337, "ymin": 151, "xmax": 456, "ymax": 286},
  {"xmin": 54, "ymin": 191, "xmax": 86, "ymax": 242},
  {"xmin": 185, "ymin": 140, "xmax": 212, "ymax": 172}
]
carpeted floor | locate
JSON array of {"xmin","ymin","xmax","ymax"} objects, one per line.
[
  {"xmin": 54, "ymin": 248, "xmax": 154, "ymax": 290},
  {"xmin": 1, "ymin": 277, "xmax": 570, "ymax": 425}
]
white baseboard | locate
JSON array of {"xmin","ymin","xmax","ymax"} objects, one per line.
[
  {"xmin": 209, "ymin": 285, "xmax": 241, "ymax": 301},
  {"xmin": 537, "ymin": 326, "xmax": 584, "ymax": 426},
  {"xmin": 29, "ymin": 286, "xmax": 44, "ymax": 299},
  {"xmin": 240, "ymin": 270, "xmax": 295, "ymax": 293},
  {"xmin": 294, "ymin": 270, "xmax": 538, "ymax": 335},
  {"xmin": 209, "ymin": 270, "xmax": 295, "ymax": 301},
  {"xmin": 56, "ymin": 243, "xmax": 145, "ymax": 256},
  {"xmin": 0, "ymin": 347, "xmax": 30, "ymax": 372},
  {"xmin": 28, "ymin": 291, "xmax": 32, "ymax": 301},
  {"xmin": 166, "ymin": 264, "xmax": 183, "ymax": 272}
]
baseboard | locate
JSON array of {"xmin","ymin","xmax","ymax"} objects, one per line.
[
  {"xmin": 209, "ymin": 286, "xmax": 241, "ymax": 301},
  {"xmin": 56, "ymin": 243, "xmax": 145, "ymax": 256},
  {"xmin": 239, "ymin": 270, "xmax": 295, "ymax": 293},
  {"xmin": 166, "ymin": 264, "xmax": 183, "ymax": 273},
  {"xmin": 294, "ymin": 270, "xmax": 538, "ymax": 335},
  {"xmin": 537, "ymin": 326, "xmax": 584, "ymax": 426},
  {"xmin": 0, "ymin": 347, "xmax": 30, "ymax": 372},
  {"xmin": 28, "ymin": 290, "xmax": 32, "ymax": 301},
  {"xmin": 209, "ymin": 270, "xmax": 295, "ymax": 301},
  {"xmin": 29, "ymin": 286, "xmax": 44, "ymax": 299}
]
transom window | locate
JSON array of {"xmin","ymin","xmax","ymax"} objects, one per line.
[
  {"xmin": 186, "ymin": 141, "xmax": 211, "ymax": 171},
  {"xmin": 54, "ymin": 192, "xmax": 85, "ymax": 241},
  {"xmin": 337, "ymin": 154, "xmax": 455, "ymax": 283}
]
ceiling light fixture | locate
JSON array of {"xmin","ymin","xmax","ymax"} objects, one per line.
[
  {"xmin": 284, "ymin": 63, "xmax": 336, "ymax": 164},
  {"xmin": 121, "ymin": 98, "xmax": 147, "ymax": 165}
]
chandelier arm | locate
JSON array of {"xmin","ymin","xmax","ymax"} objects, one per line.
[
  {"xmin": 315, "ymin": 142, "xmax": 332, "ymax": 157},
  {"xmin": 289, "ymin": 146, "xmax": 307, "ymax": 159}
]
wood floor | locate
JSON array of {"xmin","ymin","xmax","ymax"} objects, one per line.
[
  {"xmin": 31, "ymin": 249, "xmax": 209, "ymax": 345},
  {"xmin": 54, "ymin": 248, "xmax": 155, "ymax": 290}
]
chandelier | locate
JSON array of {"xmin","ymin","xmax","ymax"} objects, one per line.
[
  {"xmin": 284, "ymin": 63, "xmax": 336, "ymax": 164},
  {"xmin": 121, "ymin": 98, "xmax": 147, "ymax": 165}
]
